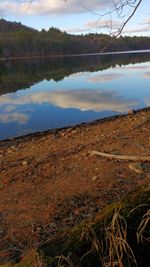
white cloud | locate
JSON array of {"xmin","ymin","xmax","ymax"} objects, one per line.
[
  {"xmin": 122, "ymin": 15, "xmax": 150, "ymax": 35},
  {"xmin": 1, "ymin": 0, "xmax": 112, "ymax": 16},
  {"xmin": 0, "ymin": 9, "xmax": 5, "ymax": 16},
  {"xmin": 0, "ymin": 112, "xmax": 29, "ymax": 124},
  {"xmin": 123, "ymin": 25, "xmax": 150, "ymax": 35},
  {"xmin": 85, "ymin": 18, "xmax": 120, "ymax": 30},
  {"xmin": 3, "ymin": 104, "xmax": 17, "ymax": 112},
  {"xmin": 88, "ymin": 73, "xmax": 125, "ymax": 83},
  {"xmin": 0, "ymin": 89, "xmax": 138, "ymax": 113},
  {"xmin": 48, "ymin": 89, "xmax": 137, "ymax": 112},
  {"xmin": 66, "ymin": 18, "xmax": 120, "ymax": 33},
  {"xmin": 143, "ymin": 72, "xmax": 150, "ymax": 78},
  {"xmin": 143, "ymin": 17, "xmax": 150, "ymax": 24}
]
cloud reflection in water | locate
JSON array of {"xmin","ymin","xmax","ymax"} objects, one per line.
[
  {"xmin": 143, "ymin": 72, "xmax": 150, "ymax": 78},
  {"xmin": 0, "ymin": 89, "xmax": 138, "ymax": 120},
  {"xmin": 88, "ymin": 73, "xmax": 125, "ymax": 83},
  {"xmin": 0, "ymin": 112, "xmax": 29, "ymax": 124}
]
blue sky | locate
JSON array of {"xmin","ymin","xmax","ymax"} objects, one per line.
[{"xmin": 0, "ymin": 0, "xmax": 150, "ymax": 36}]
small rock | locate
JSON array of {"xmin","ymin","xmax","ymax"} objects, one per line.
[
  {"xmin": 92, "ymin": 176, "xmax": 98, "ymax": 181},
  {"xmin": 22, "ymin": 161, "xmax": 28, "ymax": 166},
  {"xmin": 128, "ymin": 109, "xmax": 135, "ymax": 115},
  {"xmin": 74, "ymin": 209, "xmax": 80, "ymax": 215},
  {"xmin": 35, "ymin": 156, "xmax": 46, "ymax": 163},
  {"xmin": 71, "ymin": 129, "xmax": 78, "ymax": 135},
  {"xmin": 129, "ymin": 162, "xmax": 144, "ymax": 174}
]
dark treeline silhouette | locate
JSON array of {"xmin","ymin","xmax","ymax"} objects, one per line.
[
  {"xmin": 0, "ymin": 52, "xmax": 150, "ymax": 96},
  {"xmin": 0, "ymin": 19, "xmax": 150, "ymax": 58}
]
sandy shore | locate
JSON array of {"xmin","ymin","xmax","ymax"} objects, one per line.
[{"xmin": 0, "ymin": 108, "xmax": 150, "ymax": 260}]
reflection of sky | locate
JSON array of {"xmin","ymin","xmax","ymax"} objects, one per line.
[
  {"xmin": 143, "ymin": 72, "xmax": 150, "ymax": 78},
  {"xmin": 0, "ymin": 112, "xmax": 29, "ymax": 124},
  {"xmin": 0, "ymin": 59, "xmax": 150, "ymax": 140},
  {"xmin": 0, "ymin": 89, "xmax": 138, "ymax": 112},
  {"xmin": 48, "ymin": 62, "xmax": 150, "ymax": 98},
  {"xmin": 88, "ymin": 73, "xmax": 126, "ymax": 83}
]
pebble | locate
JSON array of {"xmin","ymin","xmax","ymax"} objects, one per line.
[
  {"xmin": 128, "ymin": 109, "xmax": 135, "ymax": 115},
  {"xmin": 92, "ymin": 176, "xmax": 98, "ymax": 181},
  {"xmin": 71, "ymin": 129, "xmax": 78, "ymax": 135},
  {"xmin": 61, "ymin": 132, "xmax": 66, "ymax": 137},
  {"xmin": 35, "ymin": 156, "xmax": 46, "ymax": 163},
  {"xmin": 22, "ymin": 161, "xmax": 28, "ymax": 166}
]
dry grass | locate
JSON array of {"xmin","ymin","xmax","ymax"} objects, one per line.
[
  {"xmin": 137, "ymin": 208, "xmax": 150, "ymax": 244},
  {"xmin": 52, "ymin": 255, "xmax": 75, "ymax": 267},
  {"xmin": 80, "ymin": 208, "xmax": 137, "ymax": 267},
  {"xmin": 1, "ymin": 187, "xmax": 150, "ymax": 267},
  {"xmin": 104, "ymin": 209, "xmax": 137, "ymax": 267}
]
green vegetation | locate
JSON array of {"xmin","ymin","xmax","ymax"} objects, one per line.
[
  {"xmin": 1, "ymin": 187, "xmax": 149, "ymax": 266},
  {"xmin": 0, "ymin": 19, "xmax": 150, "ymax": 58}
]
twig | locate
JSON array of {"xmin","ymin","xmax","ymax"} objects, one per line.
[
  {"xmin": 89, "ymin": 150, "xmax": 150, "ymax": 162},
  {"xmin": 101, "ymin": 0, "xmax": 142, "ymax": 52}
]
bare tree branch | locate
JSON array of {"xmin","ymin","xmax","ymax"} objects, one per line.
[
  {"xmin": 16, "ymin": 0, "xmax": 143, "ymax": 51},
  {"xmin": 100, "ymin": 0, "xmax": 142, "ymax": 51},
  {"xmin": 90, "ymin": 150, "xmax": 150, "ymax": 162}
]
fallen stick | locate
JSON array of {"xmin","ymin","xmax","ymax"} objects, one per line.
[{"xmin": 89, "ymin": 150, "xmax": 150, "ymax": 162}]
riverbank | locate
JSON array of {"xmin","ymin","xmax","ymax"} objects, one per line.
[
  {"xmin": 0, "ymin": 108, "xmax": 150, "ymax": 264},
  {"xmin": 0, "ymin": 49, "xmax": 150, "ymax": 61}
]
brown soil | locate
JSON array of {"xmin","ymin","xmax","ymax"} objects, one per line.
[{"xmin": 0, "ymin": 108, "xmax": 150, "ymax": 261}]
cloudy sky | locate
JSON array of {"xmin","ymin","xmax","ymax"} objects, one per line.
[{"xmin": 0, "ymin": 0, "xmax": 150, "ymax": 36}]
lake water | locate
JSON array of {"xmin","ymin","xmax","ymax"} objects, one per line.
[{"xmin": 0, "ymin": 51, "xmax": 150, "ymax": 140}]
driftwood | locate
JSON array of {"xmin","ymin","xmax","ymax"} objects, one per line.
[{"xmin": 89, "ymin": 150, "xmax": 150, "ymax": 162}]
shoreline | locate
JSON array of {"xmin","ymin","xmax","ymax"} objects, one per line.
[
  {"xmin": 0, "ymin": 49, "xmax": 150, "ymax": 61},
  {"xmin": 1, "ymin": 106, "xmax": 150, "ymax": 144}
]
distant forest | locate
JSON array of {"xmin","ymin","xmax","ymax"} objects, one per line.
[{"xmin": 0, "ymin": 19, "xmax": 150, "ymax": 58}]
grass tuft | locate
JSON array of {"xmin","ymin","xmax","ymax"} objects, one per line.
[{"xmin": 1, "ymin": 187, "xmax": 150, "ymax": 266}]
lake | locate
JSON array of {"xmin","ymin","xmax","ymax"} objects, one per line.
[{"xmin": 0, "ymin": 50, "xmax": 150, "ymax": 140}]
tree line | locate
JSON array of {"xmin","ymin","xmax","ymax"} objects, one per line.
[{"xmin": 0, "ymin": 19, "xmax": 150, "ymax": 58}]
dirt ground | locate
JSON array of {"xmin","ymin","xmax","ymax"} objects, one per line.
[{"xmin": 0, "ymin": 108, "xmax": 150, "ymax": 260}]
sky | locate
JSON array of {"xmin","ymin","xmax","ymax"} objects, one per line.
[{"xmin": 0, "ymin": 0, "xmax": 150, "ymax": 36}]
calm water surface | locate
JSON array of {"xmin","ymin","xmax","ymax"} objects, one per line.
[{"xmin": 0, "ymin": 51, "xmax": 150, "ymax": 140}]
